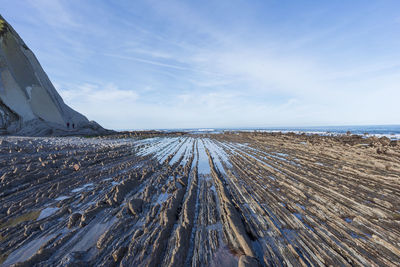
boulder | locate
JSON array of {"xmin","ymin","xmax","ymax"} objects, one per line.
[
  {"xmin": 390, "ymin": 140, "xmax": 399, "ymax": 147},
  {"xmin": 73, "ymin": 164, "xmax": 80, "ymax": 171},
  {"xmin": 379, "ymin": 137, "xmax": 391, "ymax": 146},
  {"xmin": 128, "ymin": 198, "xmax": 144, "ymax": 216},
  {"xmin": 238, "ymin": 255, "xmax": 261, "ymax": 267},
  {"xmin": 67, "ymin": 213, "xmax": 81, "ymax": 228},
  {"xmin": 112, "ymin": 246, "xmax": 127, "ymax": 262}
]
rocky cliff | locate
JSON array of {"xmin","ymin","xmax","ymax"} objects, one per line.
[{"xmin": 0, "ymin": 15, "xmax": 109, "ymax": 136}]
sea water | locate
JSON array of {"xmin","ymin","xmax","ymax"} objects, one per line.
[{"xmin": 160, "ymin": 125, "xmax": 400, "ymax": 139}]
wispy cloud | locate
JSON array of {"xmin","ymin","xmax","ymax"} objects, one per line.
[
  {"xmin": 26, "ymin": 0, "xmax": 79, "ymax": 29},
  {"xmin": 61, "ymin": 83, "xmax": 138, "ymax": 103},
  {"xmin": 103, "ymin": 53, "xmax": 191, "ymax": 72},
  {"xmin": 59, "ymin": 83, "xmax": 139, "ymax": 127},
  {"xmin": 3, "ymin": 0, "xmax": 399, "ymax": 128}
]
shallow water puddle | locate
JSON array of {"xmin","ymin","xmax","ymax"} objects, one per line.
[
  {"xmin": 55, "ymin": 196, "xmax": 70, "ymax": 201},
  {"xmin": 37, "ymin": 207, "xmax": 60, "ymax": 220},
  {"xmin": 157, "ymin": 192, "xmax": 170, "ymax": 205},
  {"xmin": 71, "ymin": 183, "xmax": 94, "ymax": 193},
  {"xmin": 197, "ymin": 139, "xmax": 211, "ymax": 174},
  {"xmin": 71, "ymin": 217, "xmax": 117, "ymax": 252},
  {"xmin": 3, "ymin": 233, "xmax": 57, "ymax": 266}
]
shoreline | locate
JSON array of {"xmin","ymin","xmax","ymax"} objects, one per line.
[{"xmin": 0, "ymin": 132, "xmax": 399, "ymax": 266}]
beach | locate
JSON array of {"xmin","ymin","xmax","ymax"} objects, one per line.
[{"xmin": 0, "ymin": 132, "xmax": 399, "ymax": 266}]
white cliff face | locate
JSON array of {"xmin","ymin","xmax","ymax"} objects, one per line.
[{"xmin": 0, "ymin": 15, "xmax": 107, "ymax": 135}]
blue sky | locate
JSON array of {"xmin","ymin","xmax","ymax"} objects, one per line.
[{"xmin": 1, "ymin": 0, "xmax": 400, "ymax": 130}]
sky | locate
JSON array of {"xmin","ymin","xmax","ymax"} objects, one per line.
[{"xmin": 1, "ymin": 0, "xmax": 400, "ymax": 130}]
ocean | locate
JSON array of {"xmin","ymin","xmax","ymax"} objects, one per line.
[{"xmin": 164, "ymin": 125, "xmax": 400, "ymax": 139}]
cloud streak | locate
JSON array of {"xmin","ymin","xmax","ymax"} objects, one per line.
[{"xmin": 2, "ymin": 0, "xmax": 399, "ymax": 129}]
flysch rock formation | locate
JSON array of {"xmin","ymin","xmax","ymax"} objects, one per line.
[
  {"xmin": 0, "ymin": 132, "xmax": 399, "ymax": 266},
  {"xmin": 0, "ymin": 15, "xmax": 108, "ymax": 136}
]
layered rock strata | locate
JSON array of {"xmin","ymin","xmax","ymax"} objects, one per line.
[
  {"xmin": 0, "ymin": 132, "xmax": 399, "ymax": 266},
  {"xmin": 0, "ymin": 15, "xmax": 107, "ymax": 136}
]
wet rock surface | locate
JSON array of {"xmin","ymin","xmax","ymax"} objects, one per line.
[{"xmin": 0, "ymin": 132, "xmax": 399, "ymax": 266}]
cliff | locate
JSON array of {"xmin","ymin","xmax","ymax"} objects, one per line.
[{"xmin": 0, "ymin": 15, "xmax": 110, "ymax": 136}]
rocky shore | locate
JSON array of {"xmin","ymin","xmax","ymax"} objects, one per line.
[{"xmin": 0, "ymin": 132, "xmax": 399, "ymax": 266}]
